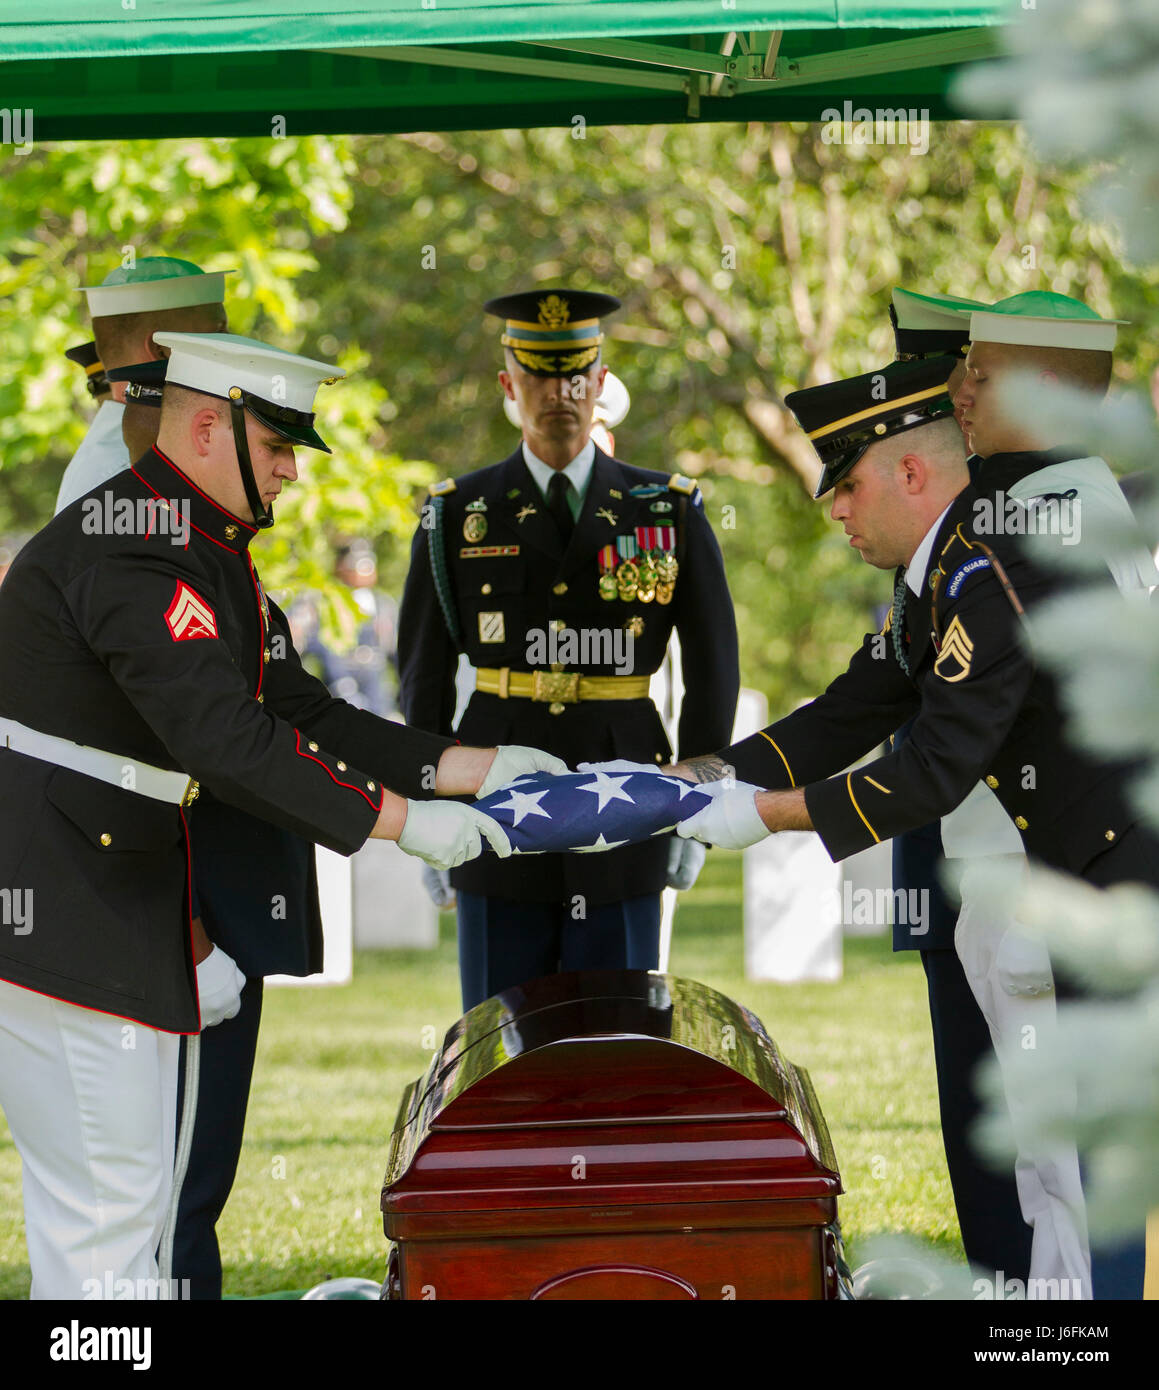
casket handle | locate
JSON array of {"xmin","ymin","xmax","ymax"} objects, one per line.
[{"xmin": 531, "ymin": 1265, "xmax": 698, "ymax": 1301}]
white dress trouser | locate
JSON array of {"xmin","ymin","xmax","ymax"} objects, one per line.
[
  {"xmin": 953, "ymin": 855, "xmax": 1091, "ymax": 1297},
  {"xmin": 0, "ymin": 977, "xmax": 179, "ymax": 1300}
]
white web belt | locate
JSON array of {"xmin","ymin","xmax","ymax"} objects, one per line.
[{"xmin": 0, "ymin": 715, "xmax": 198, "ymax": 806}]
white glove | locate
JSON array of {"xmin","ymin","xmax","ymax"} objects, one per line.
[
  {"xmin": 477, "ymin": 745, "xmax": 569, "ymax": 798},
  {"xmin": 196, "ymin": 946, "xmax": 246, "ymax": 1030},
  {"xmin": 676, "ymin": 782, "xmax": 769, "ymax": 851},
  {"xmin": 421, "ymin": 864, "xmax": 456, "ymax": 909},
  {"xmin": 399, "ymin": 799, "xmax": 512, "ymax": 869},
  {"xmin": 576, "ymin": 759, "xmax": 663, "ymax": 777},
  {"xmin": 666, "ymin": 837, "xmax": 707, "ymax": 890}
]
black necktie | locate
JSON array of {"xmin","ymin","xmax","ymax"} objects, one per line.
[{"xmin": 546, "ymin": 471, "xmax": 574, "ymax": 544}]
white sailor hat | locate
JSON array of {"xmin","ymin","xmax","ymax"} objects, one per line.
[
  {"xmin": 81, "ymin": 257, "xmax": 233, "ymax": 318},
  {"xmin": 969, "ymin": 291, "xmax": 1126, "ymax": 352},
  {"xmin": 152, "ymin": 331, "xmax": 344, "ymax": 452}
]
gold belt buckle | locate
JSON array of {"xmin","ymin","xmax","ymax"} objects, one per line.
[
  {"xmin": 182, "ymin": 779, "xmax": 200, "ymax": 808},
  {"xmin": 531, "ymin": 671, "xmax": 579, "ymax": 705}
]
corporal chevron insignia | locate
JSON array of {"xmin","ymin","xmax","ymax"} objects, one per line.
[
  {"xmin": 475, "ymin": 769, "xmax": 711, "ymax": 854},
  {"xmin": 165, "ymin": 581, "xmax": 219, "ymax": 642},
  {"xmin": 934, "ymin": 615, "xmax": 974, "ymax": 682}
]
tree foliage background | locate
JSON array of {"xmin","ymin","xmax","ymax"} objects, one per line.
[{"xmin": 3, "ymin": 120, "xmax": 1157, "ymax": 707}]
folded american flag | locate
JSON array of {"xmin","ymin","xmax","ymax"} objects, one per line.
[{"xmin": 475, "ymin": 769, "xmax": 712, "ymax": 854}]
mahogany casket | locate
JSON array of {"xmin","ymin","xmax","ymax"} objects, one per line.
[{"xmin": 380, "ymin": 970, "xmax": 849, "ymax": 1300}]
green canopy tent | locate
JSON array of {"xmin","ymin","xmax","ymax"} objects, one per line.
[{"xmin": 1, "ymin": 2, "xmax": 1009, "ymax": 140}]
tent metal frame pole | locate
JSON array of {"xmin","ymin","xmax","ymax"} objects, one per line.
[
  {"xmin": 526, "ymin": 36, "xmax": 764, "ymax": 79},
  {"xmin": 318, "ymin": 27, "xmax": 996, "ymax": 98},
  {"xmin": 527, "ymin": 27, "xmax": 995, "ymax": 88},
  {"xmin": 317, "ymin": 44, "xmax": 688, "ymax": 92},
  {"xmin": 754, "ymin": 28, "xmax": 998, "ymax": 88}
]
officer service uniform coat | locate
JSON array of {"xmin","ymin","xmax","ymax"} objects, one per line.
[
  {"xmin": 398, "ymin": 443, "xmax": 739, "ymax": 905},
  {"xmin": 0, "ymin": 446, "xmax": 452, "ymax": 1033},
  {"xmin": 723, "ymin": 483, "xmax": 1155, "ymax": 887}
]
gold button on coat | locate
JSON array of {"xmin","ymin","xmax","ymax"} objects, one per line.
[
  {"xmin": 367, "ymin": 781, "xmax": 376, "ymax": 791},
  {"xmin": 100, "ymin": 833, "xmax": 112, "ymax": 846},
  {"xmin": 1105, "ymin": 829, "xmax": 1116, "ymax": 842},
  {"xmin": 263, "ymin": 648, "xmax": 271, "ymax": 664},
  {"xmin": 1014, "ymin": 815, "xmax": 1028, "ymax": 830},
  {"xmin": 481, "ymin": 583, "xmax": 492, "ymax": 595},
  {"xmin": 553, "ymin": 582, "xmax": 568, "ymax": 595},
  {"xmin": 985, "ymin": 775, "xmax": 999, "ymax": 789},
  {"xmin": 309, "ymin": 741, "xmax": 319, "ymax": 752},
  {"xmin": 549, "ymin": 701, "xmax": 565, "ymax": 715},
  {"xmin": 337, "ymin": 761, "xmax": 347, "ymax": 771}
]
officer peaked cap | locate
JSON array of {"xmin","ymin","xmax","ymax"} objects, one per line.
[
  {"xmin": 787, "ymin": 357, "xmax": 959, "ymax": 499},
  {"xmin": 485, "ymin": 288, "xmax": 621, "ymax": 376}
]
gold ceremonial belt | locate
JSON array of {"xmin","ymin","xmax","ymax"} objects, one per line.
[{"xmin": 476, "ymin": 668, "xmax": 651, "ymax": 704}]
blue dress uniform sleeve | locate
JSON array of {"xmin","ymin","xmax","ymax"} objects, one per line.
[
  {"xmin": 673, "ymin": 496, "xmax": 739, "ymax": 758},
  {"xmin": 262, "ymin": 597, "xmax": 453, "ymax": 798},
  {"xmin": 802, "ymin": 568, "xmax": 1036, "ymax": 861},
  {"xmin": 397, "ymin": 516, "xmax": 461, "ymax": 737},
  {"xmin": 723, "ymin": 626, "xmax": 919, "ymax": 788},
  {"xmin": 65, "ymin": 554, "xmax": 384, "ymax": 856}
]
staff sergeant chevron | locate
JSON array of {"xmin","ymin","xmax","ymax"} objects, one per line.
[{"xmin": 933, "ymin": 615, "xmax": 975, "ymax": 683}]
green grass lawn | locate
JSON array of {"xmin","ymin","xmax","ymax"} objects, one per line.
[{"xmin": 0, "ymin": 850, "xmax": 963, "ymax": 1298}]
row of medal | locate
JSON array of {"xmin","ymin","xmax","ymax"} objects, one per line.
[{"xmin": 599, "ymin": 527, "xmax": 678, "ymax": 604}]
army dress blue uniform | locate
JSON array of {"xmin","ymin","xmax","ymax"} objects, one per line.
[
  {"xmin": 887, "ymin": 297, "xmax": 1032, "ymax": 1279},
  {"xmin": 399, "ymin": 443, "xmax": 739, "ymax": 1008}
]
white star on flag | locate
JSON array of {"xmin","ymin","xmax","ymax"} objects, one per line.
[
  {"xmin": 658, "ymin": 775, "xmax": 703, "ymax": 800},
  {"xmin": 574, "ymin": 833, "xmax": 631, "ymax": 854},
  {"xmin": 490, "ymin": 786, "xmax": 552, "ymax": 826},
  {"xmin": 575, "ymin": 772, "xmax": 636, "ymax": 813}
]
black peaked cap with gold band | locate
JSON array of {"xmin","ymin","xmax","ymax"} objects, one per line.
[
  {"xmin": 65, "ymin": 340, "xmax": 110, "ymax": 399},
  {"xmin": 787, "ymin": 356, "xmax": 959, "ymax": 499},
  {"xmin": 484, "ymin": 288, "xmax": 621, "ymax": 377}
]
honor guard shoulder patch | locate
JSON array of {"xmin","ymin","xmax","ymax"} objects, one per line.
[
  {"xmin": 165, "ymin": 581, "xmax": 218, "ymax": 642},
  {"xmin": 428, "ymin": 478, "xmax": 457, "ymax": 497},
  {"xmin": 945, "ymin": 556, "xmax": 992, "ymax": 599}
]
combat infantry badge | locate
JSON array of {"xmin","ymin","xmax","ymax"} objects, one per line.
[{"xmin": 933, "ymin": 615, "xmax": 974, "ymax": 682}]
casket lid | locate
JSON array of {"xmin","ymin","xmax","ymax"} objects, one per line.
[{"xmin": 384, "ymin": 971, "xmax": 839, "ymax": 1204}]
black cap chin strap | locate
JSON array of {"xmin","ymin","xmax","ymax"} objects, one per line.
[{"xmin": 228, "ymin": 386, "xmax": 274, "ymax": 529}]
